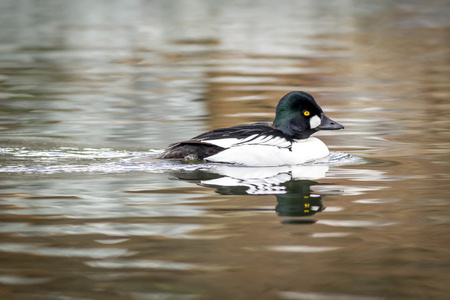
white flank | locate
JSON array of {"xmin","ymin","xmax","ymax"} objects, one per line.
[
  {"xmin": 309, "ymin": 115, "xmax": 321, "ymax": 129},
  {"xmin": 206, "ymin": 137, "xmax": 329, "ymax": 166}
]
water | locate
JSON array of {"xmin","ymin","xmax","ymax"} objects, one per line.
[{"xmin": 1, "ymin": 0, "xmax": 449, "ymax": 299}]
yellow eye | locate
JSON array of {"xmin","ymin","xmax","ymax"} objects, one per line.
[{"xmin": 303, "ymin": 111, "xmax": 310, "ymax": 117}]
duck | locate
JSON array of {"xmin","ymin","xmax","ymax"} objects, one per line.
[{"xmin": 159, "ymin": 91, "xmax": 344, "ymax": 166}]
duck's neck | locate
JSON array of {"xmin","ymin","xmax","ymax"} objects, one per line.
[{"xmin": 273, "ymin": 119, "xmax": 315, "ymax": 140}]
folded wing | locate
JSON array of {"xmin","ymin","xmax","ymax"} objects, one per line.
[{"xmin": 159, "ymin": 122, "xmax": 293, "ymax": 160}]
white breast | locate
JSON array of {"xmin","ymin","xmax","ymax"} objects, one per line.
[{"xmin": 205, "ymin": 137, "xmax": 330, "ymax": 166}]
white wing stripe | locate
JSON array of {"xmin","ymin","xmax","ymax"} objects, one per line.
[
  {"xmin": 202, "ymin": 138, "xmax": 240, "ymax": 148},
  {"xmin": 201, "ymin": 134, "xmax": 292, "ymax": 149},
  {"xmin": 239, "ymin": 134, "xmax": 258, "ymax": 143},
  {"xmin": 239, "ymin": 135, "xmax": 291, "ymax": 148},
  {"xmin": 249, "ymin": 135, "xmax": 270, "ymax": 144},
  {"xmin": 259, "ymin": 135, "xmax": 274, "ymax": 143}
]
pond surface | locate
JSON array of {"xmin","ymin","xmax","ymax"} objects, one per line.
[{"xmin": 1, "ymin": 0, "xmax": 450, "ymax": 299}]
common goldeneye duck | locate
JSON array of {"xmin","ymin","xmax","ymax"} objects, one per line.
[{"xmin": 159, "ymin": 91, "xmax": 344, "ymax": 166}]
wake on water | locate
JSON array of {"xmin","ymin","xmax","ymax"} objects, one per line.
[
  {"xmin": 1, "ymin": 147, "xmax": 389, "ymax": 196},
  {"xmin": 0, "ymin": 147, "xmax": 363, "ymax": 175}
]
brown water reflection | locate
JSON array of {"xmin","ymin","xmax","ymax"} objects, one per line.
[{"xmin": 1, "ymin": 0, "xmax": 450, "ymax": 300}]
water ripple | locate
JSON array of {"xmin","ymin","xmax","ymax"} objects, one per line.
[
  {"xmin": 0, "ymin": 243, "xmax": 135, "ymax": 258},
  {"xmin": 317, "ymin": 220, "xmax": 396, "ymax": 227},
  {"xmin": 265, "ymin": 245, "xmax": 341, "ymax": 253},
  {"xmin": 0, "ymin": 274, "xmax": 49, "ymax": 285},
  {"xmin": 0, "ymin": 222, "xmax": 209, "ymax": 238},
  {"xmin": 279, "ymin": 291, "xmax": 382, "ymax": 300},
  {"xmin": 86, "ymin": 259, "xmax": 227, "ymax": 271}
]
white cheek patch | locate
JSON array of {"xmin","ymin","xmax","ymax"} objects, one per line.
[{"xmin": 309, "ymin": 115, "xmax": 321, "ymax": 129}]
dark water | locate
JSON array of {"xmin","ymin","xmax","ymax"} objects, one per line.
[{"xmin": 1, "ymin": 1, "xmax": 450, "ymax": 299}]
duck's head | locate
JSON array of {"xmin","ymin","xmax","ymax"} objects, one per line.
[{"xmin": 273, "ymin": 91, "xmax": 344, "ymax": 139}]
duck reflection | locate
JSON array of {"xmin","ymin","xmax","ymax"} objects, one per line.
[
  {"xmin": 173, "ymin": 164, "xmax": 333, "ymax": 218},
  {"xmin": 274, "ymin": 180, "xmax": 324, "ymax": 217}
]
